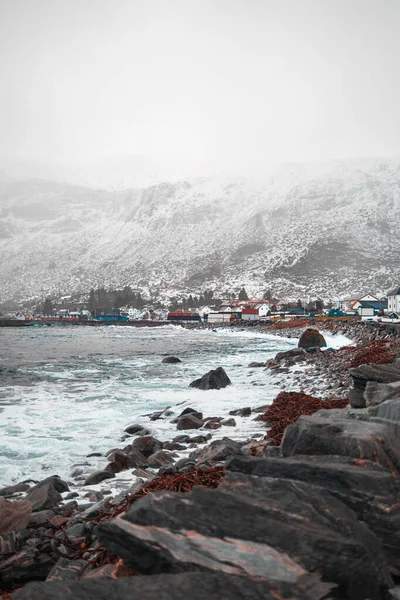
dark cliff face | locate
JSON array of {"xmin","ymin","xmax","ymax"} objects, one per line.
[{"xmin": 1, "ymin": 158, "xmax": 400, "ymax": 302}]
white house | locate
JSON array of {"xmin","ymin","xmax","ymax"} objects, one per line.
[
  {"xmin": 387, "ymin": 286, "xmax": 400, "ymax": 314},
  {"xmin": 255, "ymin": 303, "xmax": 270, "ymax": 317}
]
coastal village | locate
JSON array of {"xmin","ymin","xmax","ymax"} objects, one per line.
[{"xmin": 2, "ymin": 286, "xmax": 400, "ymax": 325}]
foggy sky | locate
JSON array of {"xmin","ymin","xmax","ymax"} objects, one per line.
[{"xmin": 1, "ymin": 0, "xmax": 399, "ymax": 173}]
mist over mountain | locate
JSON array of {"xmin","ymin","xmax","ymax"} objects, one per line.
[{"xmin": 1, "ymin": 157, "xmax": 399, "ymax": 305}]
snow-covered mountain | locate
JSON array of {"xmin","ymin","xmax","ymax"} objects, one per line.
[{"xmin": 1, "ymin": 158, "xmax": 399, "ymax": 304}]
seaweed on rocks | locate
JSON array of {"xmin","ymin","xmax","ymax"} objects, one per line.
[{"xmin": 261, "ymin": 392, "xmax": 348, "ymax": 445}]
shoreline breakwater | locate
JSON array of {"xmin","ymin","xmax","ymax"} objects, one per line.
[{"xmin": 1, "ymin": 319, "xmax": 400, "ymax": 599}]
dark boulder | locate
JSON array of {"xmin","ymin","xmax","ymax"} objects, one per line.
[
  {"xmin": 98, "ymin": 472, "xmax": 391, "ymax": 600},
  {"xmin": 274, "ymin": 348, "xmax": 307, "ymax": 362},
  {"xmin": 0, "ymin": 498, "xmax": 32, "ymax": 533},
  {"xmin": 364, "ymin": 381, "xmax": 400, "ymax": 407},
  {"xmin": 229, "ymin": 407, "xmax": 251, "ymax": 417},
  {"xmin": 83, "ymin": 470, "xmax": 115, "ymax": 486},
  {"xmin": 193, "ymin": 437, "xmax": 243, "ymax": 463},
  {"xmin": 26, "ymin": 482, "xmax": 63, "ymax": 512},
  {"xmin": 247, "ymin": 362, "xmax": 265, "ymax": 368},
  {"xmin": 131, "ymin": 436, "xmax": 163, "ymax": 458},
  {"xmin": 220, "ymin": 418, "xmax": 236, "ymax": 427},
  {"xmin": 298, "ymin": 329, "xmax": 326, "ymax": 350},
  {"xmin": 0, "ymin": 483, "xmax": 30, "ymax": 497},
  {"xmin": 227, "ymin": 455, "xmax": 400, "ymax": 570},
  {"xmin": 189, "ymin": 367, "xmax": 231, "ymax": 390},
  {"xmin": 162, "ymin": 356, "xmax": 182, "ymax": 364},
  {"xmin": 281, "ymin": 414, "xmax": 400, "ymax": 473},
  {"xmin": 176, "ymin": 414, "xmax": 203, "ymax": 430},
  {"xmin": 13, "ymin": 571, "xmax": 334, "ymax": 600},
  {"xmin": 178, "ymin": 407, "xmax": 200, "ymax": 417},
  {"xmin": 147, "ymin": 450, "xmax": 175, "ymax": 468},
  {"xmin": 124, "ymin": 424, "xmax": 144, "ymax": 435}
]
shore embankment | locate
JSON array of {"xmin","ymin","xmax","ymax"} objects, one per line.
[{"xmin": 1, "ymin": 319, "xmax": 400, "ymax": 600}]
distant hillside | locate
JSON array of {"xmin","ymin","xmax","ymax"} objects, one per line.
[{"xmin": 0, "ymin": 158, "xmax": 399, "ymax": 304}]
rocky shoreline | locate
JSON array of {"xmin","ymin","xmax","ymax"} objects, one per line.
[{"xmin": 1, "ymin": 319, "xmax": 400, "ymax": 599}]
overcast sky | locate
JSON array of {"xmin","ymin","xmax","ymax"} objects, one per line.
[{"xmin": 0, "ymin": 0, "xmax": 399, "ymax": 173}]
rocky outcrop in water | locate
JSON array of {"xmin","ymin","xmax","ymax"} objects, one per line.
[{"xmin": 189, "ymin": 367, "xmax": 231, "ymax": 390}]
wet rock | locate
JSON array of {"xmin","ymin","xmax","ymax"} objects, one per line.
[
  {"xmin": 176, "ymin": 414, "xmax": 203, "ymax": 430},
  {"xmin": 203, "ymin": 421, "xmax": 222, "ymax": 430},
  {"xmin": 163, "ymin": 442, "xmax": 186, "ymax": 451},
  {"xmin": 229, "ymin": 407, "xmax": 251, "ymax": 417},
  {"xmin": 85, "ymin": 491, "xmax": 104, "ymax": 503},
  {"xmin": 174, "ymin": 458, "xmax": 197, "ymax": 472},
  {"xmin": 0, "ymin": 498, "xmax": 33, "ymax": 533},
  {"xmin": 178, "ymin": 407, "xmax": 201, "ymax": 417},
  {"xmin": 149, "ymin": 406, "xmax": 172, "ymax": 421},
  {"xmin": 65, "ymin": 492, "xmax": 79, "ymax": 500},
  {"xmin": 131, "ymin": 436, "xmax": 163, "ymax": 458},
  {"xmin": 191, "ymin": 434, "xmax": 211, "ymax": 443},
  {"xmin": 26, "ymin": 483, "xmax": 62, "ymax": 513},
  {"xmin": 84, "ymin": 470, "xmax": 115, "ymax": 486},
  {"xmin": 147, "ymin": 450, "xmax": 175, "ymax": 468},
  {"xmin": 298, "ymin": 329, "xmax": 326, "ymax": 350},
  {"xmin": 28, "ymin": 510, "xmax": 56, "ymax": 528},
  {"xmin": 86, "ymin": 452, "xmax": 102, "ymax": 458},
  {"xmin": 227, "ymin": 455, "xmax": 400, "ymax": 571},
  {"xmin": 221, "ymin": 418, "xmax": 236, "ymax": 427},
  {"xmin": 12, "ymin": 571, "xmax": 334, "ymax": 600},
  {"xmin": 364, "ymin": 380, "xmax": 400, "ymax": 407},
  {"xmin": 131, "ymin": 468, "xmax": 156, "ymax": 481},
  {"xmin": 98, "ymin": 472, "xmax": 391, "ymax": 600},
  {"xmin": 247, "ymin": 362, "xmax": 265, "ymax": 368},
  {"xmin": 162, "ymin": 356, "xmax": 182, "ymax": 363},
  {"xmin": 0, "ymin": 483, "xmax": 30, "ymax": 497},
  {"xmin": 46, "ymin": 558, "xmax": 89, "ymax": 582},
  {"xmin": 172, "ymin": 434, "xmax": 190, "ymax": 444},
  {"xmin": 281, "ymin": 414, "xmax": 400, "ymax": 473},
  {"xmin": 0, "ymin": 545, "xmax": 56, "ymax": 589},
  {"xmin": 189, "ymin": 367, "xmax": 231, "ymax": 390},
  {"xmin": 194, "ymin": 437, "xmax": 243, "ymax": 463},
  {"xmin": 0, "ymin": 531, "xmax": 21, "ymax": 556},
  {"xmin": 274, "ymin": 348, "xmax": 307, "ymax": 361},
  {"xmin": 124, "ymin": 424, "xmax": 144, "ymax": 435},
  {"xmin": 158, "ymin": 466, "xmax": 177, "ymax": 475}
]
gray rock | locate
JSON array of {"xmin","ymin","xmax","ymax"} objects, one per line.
[
  {"xmin": 176, "ymin": 414, "xmax": 203, "ymax": 430},
  {"xmin": 364, "ymin": 380, "xmax": 400, "ymax": 407},
  {"xmin": 229, "ymin": 407, "xmax": 251, "ymax": 417},
  {"xmin": 124, "ymin": 424, "xmax": 144, "ymax": 435},
  {"xmin": 162, "ymin": 356, "xmax": 182, "ymax": 363},
  {"xmin": 147, "ymin": 450, "xmax": 175, "ymax": 468},
  {"xmin": 298, "ymin": 329, "xmax": 326, "ymax": 350},
  {"xmin": 26, "ymin": 483, "xmax": 63, "ymax": 512},
  {"xmin": 194, "ymin": 437, "xmax": 243, "ymax": 463},
  {"xmin": 131, "ymin": 436, "xmax": 163, "ymax": 458},
  {"xmin": 248, "ymin": 362, "xmax": 265, "ymax": 368},
  {"xmin": 83, "ymin": 470, "xmax": 115, "ymax": 486},
  {"xmin": 220, "ymin": 418, "xmax": 236, "ymax": 427},
  {"xmin": 189, "ymin": 367, "xmax": 231, "ymax": 390}
]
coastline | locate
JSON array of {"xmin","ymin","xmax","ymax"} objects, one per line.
[{"xmin": 1, "ymin": 318, "xmax": 400, "ymax": 599}]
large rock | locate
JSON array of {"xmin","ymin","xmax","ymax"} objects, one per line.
[
  {"xmin": 147, "ymin": 450, "xmax": 175, "ymax": 468},
  {"xmin": 189, "ymin": 367, "xmax": 231, "ymax": 390},
  {"xmin": 227, "ymin": 455, "xmax": 400, "ymax": 570},
  {"xmin": 25, "ymin": 482, "xmax": 63, "ymax": 512},
  {"xmin": 0, "ymin": 483, "xmax": 30, "ymax": 497},
  {"xmin": 84, "ymin": 470, "xmax": 115, "ymax": 486},
  {"xmin": 98, "ymin": 472, "xmax": 392, "ymax": 600},
  {"xmin": 364, "ymin": 380, "xmax": 400, "ymax": 407},
  {"xmin": 14, "ymin": 571, "xmax": 334, "ymax": 600},
  {"xmin": 349, "ymin": 363, "xmax": 400, "ymax": 408},
  {"xmin": 194, "ymin": 437, "xmax": 243, "ymax": 463},
  {"xmin": 0, "ymin": 498, "xmax": 32, "ymax": 533},
  {"xmin": 131, "ymin": 436, "xmax": 163, "ymax": 458},
  {"xmin": 162, "ymin": 356, "xmax": 182, "ymax": 364},
  {"xmin": 298, "ymin": 329, "xmax": 326, "ymax": 350},
  {"xmin": 274, "ymin": 348, "xmax": 307, "ymax": 361},
  {"xmin": 281, "ymin": 414, "xmax": 400, "ymax": 473},
  {"xmin": 176, "ymin": 414, "xmax": 203, "ymax": 430}
]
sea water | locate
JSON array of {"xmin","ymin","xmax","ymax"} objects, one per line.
[{"xmin": 0, "ymin": 325, "xmax": 350, "ymax": 487}]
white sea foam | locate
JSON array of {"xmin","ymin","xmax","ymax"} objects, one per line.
[{"xmin": 0, "ymin": 325, "xmax": 351, "ymax": 491}]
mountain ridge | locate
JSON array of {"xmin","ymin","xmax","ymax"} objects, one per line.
[{"xmin": 1, "ymin": 158, "xmax": 399, "ymax": 304}]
